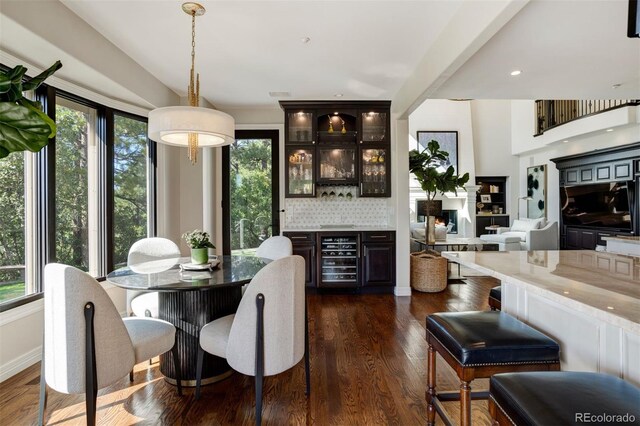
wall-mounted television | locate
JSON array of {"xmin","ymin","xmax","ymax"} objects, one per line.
[{"xmin": 561, "ymin": 181, "xmax": 635, "ymax": 230}]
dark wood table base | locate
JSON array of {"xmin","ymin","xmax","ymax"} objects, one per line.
[{"xmin": 159, "ymin": 287, "xmax": 242, "ymax": 387}]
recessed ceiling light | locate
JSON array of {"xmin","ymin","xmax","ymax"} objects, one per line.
[
  {"xmin": 334, "ymin": 93, "xmax": 343, "ymax": 98},
  {"xmin": 301, "ymin": 37, "xmax": 311, "ymax": 44},
  {"xmin": 606, "ymin": 128, "xmax": 614, "ymax": 132},
  {"xmin": 510, "ymin": 70, "xmax": 522, "ymax": 76},
  {"xmin": 612, "ymin": 83, "xmax": 622, "ymax": 89},
  {"xmin": 563, "ymin": 140, "xmax": 569, "ymax": 143},
  {"xmin": 607, "ymin": 306, "xmax": 614, "ymax": 310}
]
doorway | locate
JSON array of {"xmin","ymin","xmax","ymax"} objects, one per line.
[{"xmin": 222, "ymin": 130, "xmax": 279, "ymax": 255}]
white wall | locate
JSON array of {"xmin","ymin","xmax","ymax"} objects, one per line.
[{"xmin": 471, "ymin": 100, "xmax": 519, "ymax": 222}]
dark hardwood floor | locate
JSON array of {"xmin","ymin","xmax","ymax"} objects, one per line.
[{"xmin": 0, "ymin": 276, "xmax": 498, "ymax": 425}]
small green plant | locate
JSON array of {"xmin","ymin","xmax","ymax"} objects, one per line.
[
  {"xmin": 0, "ymin": 61, "xmax": 63, "ymax": 159},
  {"xmin": 182, "ymin": 229, "xmax": 215, "ymax": 249}
]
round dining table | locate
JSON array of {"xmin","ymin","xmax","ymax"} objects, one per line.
[{"xmin": 106, "ymin": 255, "xmax": 268, "ymax": 387}]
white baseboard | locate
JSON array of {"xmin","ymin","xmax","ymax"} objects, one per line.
[
  {"xmin": 0, "ymin": 345, "xmax": 41, "ymax": 383},
  {"xmin": 394, "ymin": 286, "xmax": 412, "ymax": 297}
]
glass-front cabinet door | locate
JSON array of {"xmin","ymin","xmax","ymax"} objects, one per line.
[
  {"xmin": 286, "ymin": 111, "xmax": 315, "ymax": 144},
  {"xmin": 359, "ymin": 110, "xmax": 389, "ymax": 143},
  {"xmin": 317, "ymin": 147, "xmax": 357, "ymax": 184},
  {"xmin": 360, "ymin": 147, "xmax": 390, "ymax": 197},
  {"xmin": 286, "ymin": 147, "xmax": 315, "ymax": 197}
]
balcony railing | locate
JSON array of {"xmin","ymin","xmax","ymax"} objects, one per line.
[{"xmin": 535, "ymin": 99, "xmax": 639, "ymax": 136}]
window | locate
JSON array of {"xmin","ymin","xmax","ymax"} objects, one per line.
[
  {"xmin": 112, "ymin": 114, "xmax": 150, "ymax": 268},
  {"xmin": 0, "ymin": 152, "xmax": 27, "ymax": 303},
  {"xmin": 53, "ymin": 98, "xmax": 98, "ymax": 274},
  {"xmin": 0, "ymin": 81, "xmax": 155, "ymax": 310}
]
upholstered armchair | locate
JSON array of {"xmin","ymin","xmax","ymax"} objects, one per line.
[
  {"xmin": 256, "ymin": 236, "xmax": 293, "ymax": 260},
  {"xmin": 127, "ymin": 237, "xmax": 181, "ymax": 318},
  {"xmin": 195, "ymin": 256, "xmax": 309, "ymax": 425},
  {"xmin": 39, "ymin": 263, "xmax": 181, "ymax": 426},
  {"xmin": 481, "ymin": 219, "xmax": 559, "ymax": 251}
]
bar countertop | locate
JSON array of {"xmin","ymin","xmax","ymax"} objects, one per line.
[{"xmin": 442, "ymin": 250, "xmax": 640, "ymax": 334}]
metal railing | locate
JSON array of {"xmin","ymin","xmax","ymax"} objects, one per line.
[{"xmin": 535, "ymin": 100, "xmax": 639, "ymax": 136}]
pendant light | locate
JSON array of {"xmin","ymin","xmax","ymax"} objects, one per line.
[{"xmin": 148, "ymin": 2, "xmax": 235, "ymax": 164}]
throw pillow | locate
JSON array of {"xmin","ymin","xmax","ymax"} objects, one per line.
[{"xmin": 511, "ymin": 219, "xmax": 538, "ymax": 232}]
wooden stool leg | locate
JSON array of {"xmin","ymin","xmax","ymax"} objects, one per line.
[
  {"xmin": 426, "ymin": 344, "xmax": 437, "ymax": 426},
  {"xmin": 460, "ymin": 380, "xmax": 471, "ymax": 426}
]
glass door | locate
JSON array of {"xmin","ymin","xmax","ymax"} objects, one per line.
[
  {"xmin": 318, "ymin": 234, "xmax": 359, "ymax": 288},
  {"xmin": 359, "ymin": 110, "xmax": 389, "ymax": 143},
  {"xmin": 286, "ymin": 111, "xmax": 315, "ymax": 144},
  {"xmin": 360, "ymin": 147, "xmax": 390, "ymax": 197},
  {"xmin": 222, "ymin": 130, "xmax": 279, "ymax": 255},
  {"xmin": 317, "ymin": 147, "xmax": 357, "ymax": 184},
  {"xmin": 286, "ymin": 147, "xmax": 315, "ymax": 197}
]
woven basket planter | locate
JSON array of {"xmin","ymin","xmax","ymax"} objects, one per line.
[{"xmin": 410, "ymin": 250, "xmax": 447, "ymax": 293}]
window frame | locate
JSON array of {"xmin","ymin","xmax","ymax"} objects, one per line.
[{"xmin": 0, "ymin": 80, "xmax": 156, "ymax": 312}]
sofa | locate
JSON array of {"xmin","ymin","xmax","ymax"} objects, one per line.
[{"xmin": 480, "ymin": 218, "xmax": 559, "ymax": 251}]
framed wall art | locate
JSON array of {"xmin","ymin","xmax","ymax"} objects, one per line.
[
  {"xmin": 527, "ymin": 164, "xmax": 547, "ymax": 218},
  {"xmin": 417, "ymin": 131, "xmax": 458, "ymax": 174}
]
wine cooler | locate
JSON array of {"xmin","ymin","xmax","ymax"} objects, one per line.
[{"xmin": 318, "ymin": 234, "xmax": 359, "ymax": 288}]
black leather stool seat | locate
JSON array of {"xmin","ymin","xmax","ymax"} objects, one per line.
[
  {"xmin": 489, "ymin": 286, "xmax": 501, "ymax": 301},
  {"xmin": 426, "ymin": 311, "xmax": 559, "ymax": 366},
  {"xmin": 490, "ymin": 372, "xmax": 640, "ymax": 425}
]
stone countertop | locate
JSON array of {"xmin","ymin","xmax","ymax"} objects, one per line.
[
  {"xmin": 442, "ymin": 250, "xmax": 640, "ymax": 334},
  {"xmin": 282, "ymin": 226, "xmax": 396, "ymax": 232},
  {"xmin": 603, "ymin": 236, "xmax": 640, "ymax": 245}
]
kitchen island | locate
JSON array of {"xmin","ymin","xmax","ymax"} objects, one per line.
[{"xmin": 442, "ymin": 250, "xmax": 640, "ymax": 386}]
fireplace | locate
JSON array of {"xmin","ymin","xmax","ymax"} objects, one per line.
[{"xmin": 416, "ymin": 201, "xmax": 458, "ymax": 234}]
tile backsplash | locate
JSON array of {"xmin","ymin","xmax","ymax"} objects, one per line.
[{"xmin": 284, "ymin": 189, "xmax": 392, "ymax": 228}]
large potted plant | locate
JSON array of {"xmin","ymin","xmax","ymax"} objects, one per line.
[
  {"xmin": 408, "ymin": 140, "xmax": 469, "ymax": 292},
  {"xmin": 182, "ymin": 229, "xmax": 215, "ymax": 265},
  {"xmin": 409, "ymin": 140, "xmax": 470, "ymax": 244},
  {"xmin": 0, "ymin": 61, "xmax": 62, "ymax": 159}
]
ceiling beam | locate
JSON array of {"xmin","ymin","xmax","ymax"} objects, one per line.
[{"xmin": 392, "ymin": 0, "xmax": 529, "ymax": 119}]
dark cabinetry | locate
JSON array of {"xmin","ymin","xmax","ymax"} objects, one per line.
[
  {"xmin": 361, "ymin": 232, "xmax": 395, "ymax": 287},
  {"xmin": 560, "ymin": 159, "xmax": 634, "ymax": 186},
  {"xmin": 281, "ymin": 101, "xmax": 391, "ymax": 198},
  {"xmin": 552, "ymin": 143, "xmax": 640, "ymax": 250},
  {"xmin": 475, "ymin": 176, "xmax": 509, "ymax": 237},
  {"xmin": 283, "ymin": 230, "xmax": 396, "ymax": 290}
]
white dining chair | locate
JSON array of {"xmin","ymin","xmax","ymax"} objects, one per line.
[
  {"xmin": 39, "ymin": 263, "xmax": 182, "ymax": 426},
  {"xmin": 195, "ymin": 255, "xmax": 309, "ymax": 425},
  {"xmin": 127, "ymin": 237, "xmax": 181, "ymax": 318},
  {"xmin": 255, "ymin": 236, "xmax": 293, "ymax": 260}
]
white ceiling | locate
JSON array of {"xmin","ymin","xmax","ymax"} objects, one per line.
[
  {"xmin": 61, "ymin": 0, "xmax": 462, "ymax": 109},
  {"xmin": 431, "ymin": 0, "xmax": 640, "ymax": 100},
  {"xmin": 53, "ymin": 0, "xmax": 640, "ymax": 108}
]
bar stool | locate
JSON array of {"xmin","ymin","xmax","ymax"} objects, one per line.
[
  {"xmin": 488, "ymin": 286, "xmax": 501, "ymax": 310},
  {"xmin": 489, "ymin": 371, "xmax": 640, "ymax": 425},
  {"xmin": 426, "ymin": 311, "xmax": 560, "ymax": 426}
]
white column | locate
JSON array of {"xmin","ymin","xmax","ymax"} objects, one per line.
[
  {"xmin": 462, "ymin": 185, "xmax": 480, "ymax": 238},
  {"xmin": 394, "ymin": 117, "xmax": 411, "ymax": 297}
]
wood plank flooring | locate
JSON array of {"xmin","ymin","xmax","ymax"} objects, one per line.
[{"xmin": 0, "ymin": 276, "xmax": 498, "ymax": 425}]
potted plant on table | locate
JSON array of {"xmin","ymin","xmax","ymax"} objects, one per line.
[
  {"xmin": 408, "ymin": 140, "xmax": 469, "ymax": 292},
  {"xmin": 182, "ymin": 230, "xmax": 215, "ymax": 265}
]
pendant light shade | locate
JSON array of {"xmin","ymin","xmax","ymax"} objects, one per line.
[
  {"xmin": 148, "ymin": 106, "xmax": 235, "ymax": 147},
  {"xmin": 148, "ymin": 2, "xmax": 234, "ymax": 164}
]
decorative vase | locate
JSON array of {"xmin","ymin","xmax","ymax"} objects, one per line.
[{"xmin": 191, "ymin": 247, "xmax": 208, "ymax": 265}]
